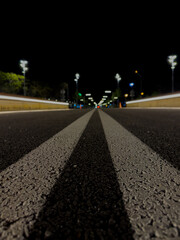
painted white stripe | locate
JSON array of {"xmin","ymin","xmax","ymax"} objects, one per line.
[
  {"xmin": 0, "ymin": 110, "xmax": 94, "ymax": 239},
  {"xmin": 99, "ymin": 110, "xmax": 180, "ymax": 239},
  {"xmin": 126, "ymin": 93, "xmax": 180, "ymax": 104},
  {"xmin": 0, "ymin": 94, "xmax": 69, "ymax": 105}
]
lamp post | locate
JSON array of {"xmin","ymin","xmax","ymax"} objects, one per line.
[
  {"xmin": 75, "ymin": 73, "xmax": 80, "ymax": 91},
  {"xmin": 129, "ymin": 82, "xmax": 135, "ymax": 100},
  {"xmin": 167, "ymin": 55, "xmax": 177, "ymax": 93},
  {"xmin": 115, "ymin": 73, "xmax": 121, "ymax": 88},
  {"xmin": 74, "ymin": 73, "xmax": 80, "ymax": 108},
  {"xmin": 135, "ymin": 70, "xmax": 143, "ymax": 94},
  {"xmin": 115, "ymin": 73, "xmax": 122, "ymax": 107},
  {"xmin": 19, "ymin": 60, "xmax": 28, "ymax": 96}
]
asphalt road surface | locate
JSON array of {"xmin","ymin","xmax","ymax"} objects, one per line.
[
  {"xmin": 0, "ymin": 108, "xmax": 180, "ymax": 239},
  {"xmin": 0, "ymin": 109, "xmax": 90, "ymax": 172}
]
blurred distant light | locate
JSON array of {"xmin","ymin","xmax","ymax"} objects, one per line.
[
  {"xmin": 20, "ymin": 60, "xmax": 28, "ymax": 67},
  {"xmin": 124, "ymin": 94, "xmax": 128, "ymax": 98},
  {"xmin": 19, "ymin": 59, "xmax": 28, "ymax": 96},
  {"xmin": 168, "ymin": 55, "xmax": 177, "ymax": 62},
  {"xmin": 167, "ymin": 54, "xmax": 178, "ymax": 92},
  {"xmin": 98, "ymin": 101, "xmax": 103, "ymax": 105},
  {"xmin": 141, "ymin": 92, "xmax": 144, "ymax": 96},
  {"xmin": 115, "ymin": 73, "xmax": 121, "ymax": 81},
  {"xmin": 103, "ymin": 96, "xmax": 108, "ymax": 98},
  {"xmin": 19, "ymin": 60, "xmax": 28, "ymax": 74},
  {"xmin": 105, "ymin": 90, "xmax": 111, "ymax": 93},
  {"xmin": 75, "ymin": 73, "xmax": 80, "ymax": 79},
  {"xmin": 115, "ymin": 73, "xmax": 121, "ymax": 87},
  {"xmin": 168, "ymin": 55, "xmax": 177, "ymax": 69},
  {"xmin": 129, "ymin": 82, "xmax": 134, "ymax": 87},
  {"xmin": 85, "ymin": 93, "xmax": 91, "ymax": 96},
  {"xmin": 114, "ymin": 97, "xmax": 118, "ymax": 99},
  {"xmin": 135, "ymin": 70, "xmax": 138, "ymax": 74}
]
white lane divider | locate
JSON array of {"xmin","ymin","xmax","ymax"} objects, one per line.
[
  {"xmin": 0, "ymin": 110, "xmax": 94, "ymax": 240},
  {"xmin": 99, "ymin": 110, "xmax": 180, "ymax": 240}
]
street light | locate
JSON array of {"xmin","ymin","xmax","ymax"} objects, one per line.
[
  {"xmin": 135, "ymin": 70, "xmax": 143, "ymax": 93},
  {"xmin": 167, "ymin": 55, "xmax": 177, "ymax": 92},
  {"xmin": 74, "ymin": 73, "xmax": 80, "ymax": 107},
  {"xmin": 129, "ymin": 82, "xmax": 135, "ymax": 99},
  {"xmin": 75, "ymin": 73, "xmax": 80, "ymax": 80},
  {"xmin": 19, "ymin": 60, "xmax": 28, "ymax": 96},
  {"xmin": 115, "ymin": 73, "xmax": 121, "ymax": 88},
  {"xmin": 74, "ymin": 73, "xmax": 80, "ymax": 91},
  {"xmin": 129, "ymin": 82, "xmax": 134, "ymax": 87}
]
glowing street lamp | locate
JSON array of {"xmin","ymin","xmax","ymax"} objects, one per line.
[
  {"xmin": 135, "ymin": 70, "xmax": 143, "ymax": 93},
  {"xmin": 74, "ymin": 73, "xmax": 80, "ymax": 91},
  {"xmin": 19, "ymin": 60, "xmax": 28, "ymax": 96},
  {"xmin": 129, "ymin": 82, "xmax": 134, "ymax": 87},
  {"xmin": 75, "ymin": 73, "xmax": 80, "ymax": 80},
  {"xmin": 74, "ymin": 73, "xmax": 80, "ymax": 107},
  {"xmin": 167, "ymin": 55, "xmax": 177, "ymax": 92},
  {"xmin": 115, "ymin": 73, "xmax": 121, "ymax": 88}
]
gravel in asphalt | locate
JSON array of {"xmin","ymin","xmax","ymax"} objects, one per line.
[
  {"xmin": 0, "ymin": 109, "xmax": 90, "ymax": 172},
  {"xmin": 0, "ymin": 110, "xmax": 94, "ymax": 240},
  {"xmin": 100, "ymin": 110, "xmax": 180, "ymax": 239},
  {"xmin": 1, "ymin": 108, "xmax": 180, "ymax": 239},
  {"xmin": 28, "ymin": 110, "xmax": 134, "ymax": 240},
  {"xmin": 103, "ymin": 108, "xmax": 180, "ymax": 171}
]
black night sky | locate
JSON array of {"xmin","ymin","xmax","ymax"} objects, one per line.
[{"xmin": 0, "ymin": 2, "xmax": 180, "ymax": 102}]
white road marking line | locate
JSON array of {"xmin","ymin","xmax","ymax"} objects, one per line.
[
  {"xmin": 99, "ymin": 110, "xmax": 180, "ymax": 239},
  {"xmin": 0, "ymin": 110, "xmax": 94, "ymax": 240}
]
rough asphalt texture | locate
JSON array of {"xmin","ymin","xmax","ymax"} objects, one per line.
[
  {"xmin": 103, "ymin": 108, "xmax": 180, "ymax": 171},
  {"xmin": 0, "ymin": 110, "xmax": 94, "ymax": 240},
  {"xmin": 0, "ymin": 108, "xmax": 180, "ymax": 239},
  {"xmin": 0, "ymin": 109, "xmax": 90, "ymax": 172},
  {"xmin": 28, "ymin": 110, "xmax": 134, "ymax": 240},
  {"xmin": 100, "ymin": 110, "xmax": 180, "ymax": 239}
]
